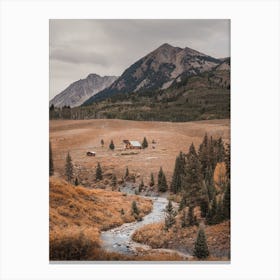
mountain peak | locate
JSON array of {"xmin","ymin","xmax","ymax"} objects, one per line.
[
  {"xmin": 158, "ymin": 43, "xmax": 173, "ymax": 48},
  {"xmin": 82, "ymin": 44, "xmax": 223, "ymax": 105},
  {"xmin": 155, "ymin": 43, "xmax": 183, "ymax": 52},
  {"xmin": 87, "ymin": 73, "xmax": 100, "ymax": 79}
]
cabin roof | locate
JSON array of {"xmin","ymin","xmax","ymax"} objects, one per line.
[{"xmin": 129, "ymin": 141, "xmax": 141, "ymax": 147}]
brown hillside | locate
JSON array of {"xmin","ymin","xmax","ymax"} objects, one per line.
[
  {"xmin": 49, "ymin": 177, "xmax": 152, "ymax": 260},
  {"xmin": 50, "ymin": 177, "xmax": 152, "ymax": 231}
]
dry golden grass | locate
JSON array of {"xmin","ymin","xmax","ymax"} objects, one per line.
[
  {"xmin": 50, "ymin": 226, "xmax": 101, "ymax": 260},
  {"xmin": 132, "ymin": 220, "xmax": 230, "ymax": 260},
  {"xmin": 134, "ymin": 251, "xmax": 185, "ymax": 261},
  {"xmin": 49, "ymin": 177, "xmax": 152, "ymax": 260},
  {"xmin": 50, "ymin": 119, "xmax": 230, "ymax": 187},
  {"xmin": 50, "ymin": 177, "xmax": 152, "ymax": 231}
]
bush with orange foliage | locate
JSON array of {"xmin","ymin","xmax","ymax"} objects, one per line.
[{"xmin": 214, "ymin": 162, "xmax": 227, "ymax": 191}]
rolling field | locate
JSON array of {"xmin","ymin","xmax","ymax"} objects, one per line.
[{"xmin": 50, "ymin": 119, "xmax": 230, "ymax": 187}]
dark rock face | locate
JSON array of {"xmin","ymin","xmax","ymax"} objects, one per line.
[{"xmin": 83, "ymin": 44, "xmax": 222, "ymax": 105}]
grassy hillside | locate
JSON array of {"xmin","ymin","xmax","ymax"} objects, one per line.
[{"xmin": 49, "ymin": 177, "xmax": 152, "ymax": 260}]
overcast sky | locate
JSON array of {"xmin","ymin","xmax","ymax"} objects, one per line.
[{"xmin": 49, "ymin": 19, "xmax": 230, "ymax": 99}]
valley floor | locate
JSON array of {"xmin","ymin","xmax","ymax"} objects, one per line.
[
  {"xmin": 50, "ymin": 118, "xmax": 230, "ymax": 187},
  {"xmin": 49, "ymin": 118, "xmax": 230, "ymax": 261}
]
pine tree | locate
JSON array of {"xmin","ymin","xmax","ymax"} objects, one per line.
[
  {"xmin": 223, "ymin": 182, "xmax": 230, "ymax": 220},
  {"xmin": 112, "ymin": 174, "xmax": 117, "ymax": 188},
  {"xmin": 142, "ymin": 137, "xmax": 148, "ymax": 149},
  {"xmin": 161, "ymin": 173, "xmax": 168, "ymax": 192},
  {"xmin": 215, "ymin": 137, "xmax": 225, "ymax": 163},
  {"xmin": 65, "ymin": 152, "xmax": 74, "ymax": 182},
  {"xmin": 204, "ymin": 165, "xmax": 215, "ymax": 201},
  {"xmin": 109, "ymin": 140, "xmax": 115, "ymax": 150},
  {"xmin": 215, "ymin": 198, "xmax": 224, "ymax": 223},
  {"xmin": 187, "ymin": 206, "xmax": 196, "ymax": 226},
  {"xmin": 206, "ymin": 196, "xmax": 217, "ymax": 225},
  {"xmin": 96, "ymin": 162, "xmax": 103, "ymax": 181},
  {"xmin": 170, "ymin": 151, "xmax": 185, "ymax": 193},
  {"xmin": 193, "ymin": 228, "xmax": 209, "ymax": 259},
  {"xmin": 182, "ymin": 143, "xmax": 206, "ymax": 207},
  {"xmin": 131, "ymin": 201, "xmax": 139, "ymax": 217},
  {"xmin": 158, "ymin": 167, "xmax": 168, "ymax": 192},
  {"xmin": 199, "ymin": 199, "xmax": 209, "ymax": 218},
  {"xmin": 125, "ymin": 167, "xmax": 129, "ymax": 178},
  {"xmin": 164, "ymin": 200, "xmax": 176, "ymax": 230},
  {"xmin": 209, "ymin": 136, "xmax": 217, "ymax": 171},
  {"xmin": 74, "ymin": 177, "xmax": 79, "ymax": 186},
  {"xmin": 204, "ymin": 164, "xmax": 214, "ymax": 187},
  {"xmin": 224, "ymin": 143, "xmax": 231, "ymax": 181},
  {"xmin": 150, "ymin": 173, "xmax": 155, "ymax": 187},
  {"xmin": 49, "ymin": 141, "xmax": 54, "ymax": 176},
  {"xmin": 178, "ymin": 193, "xmax": 187, "ymax": 211},
  {"xmin": 158, "ymin": 167, "xmax": 163, "ymax": 187},
  {"xmin": 139, "ymin": 179, "xmax": 144, "ymax": 192},
  {"xmin": 198, "ymin": 134, "xmax": 209, "ymax": 178},
  {"xmin": 181, "ymin": 209, "xmax": 187, "ymax": 228}
]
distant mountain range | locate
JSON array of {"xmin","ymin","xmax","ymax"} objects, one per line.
[
  {"xmin": 49, "ymin": 74, "xmax": 118, "ymax": 108},
  {"xmin": 82, "ymin": 43, "xmax": 224, "ymax": 105},
  {"xmin": 49, "ymin": 43, "xmax": 230, "ymax": 122}
]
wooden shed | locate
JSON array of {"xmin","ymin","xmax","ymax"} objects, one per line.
[{"xmin": 123, "ymin": 140, "xmax": 142, "ymax": 149}]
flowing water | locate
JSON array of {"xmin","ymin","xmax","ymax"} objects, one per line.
[
  {"xmin": 101, "ymin": 197, "xmax": 168, "ymax": 255},
  {"xmin": 101, "ymin": 196, "xmax": 190, "ymax": 258}
]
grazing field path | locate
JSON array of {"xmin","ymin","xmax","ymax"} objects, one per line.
[{"xmin": 100, "ymin": 196, "xmax": 190, "ymax": 258}]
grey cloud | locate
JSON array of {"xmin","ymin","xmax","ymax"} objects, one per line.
[
  {"xmin": 50, "ymin": 19, "xmax": 230, "ymax": 99},
  {"xmin": 50, "ymin": 46, "xmax": 110, "ymax": 66}
]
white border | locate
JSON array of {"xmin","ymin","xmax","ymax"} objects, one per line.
[{"xmin": 0, "ymin": 0, "xmax": 279, "ymax": 279}]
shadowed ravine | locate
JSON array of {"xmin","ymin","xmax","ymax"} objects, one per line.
[{"xmin": 100, "ymin": 196, "xmax": 191, "ymax": 259}]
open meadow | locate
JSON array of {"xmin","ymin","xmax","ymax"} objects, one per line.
[{"xmin": 50, "ymin": 118, "xmax": 230, "ymax": 187}]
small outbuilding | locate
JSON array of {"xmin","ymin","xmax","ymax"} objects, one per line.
[
  {"xmin": 123, "ymin": 140, "xmax": 142, "ymax": 149},
  {"xmin": 86, "ymin": 151, "xmax": 96, "ymax": 156}
]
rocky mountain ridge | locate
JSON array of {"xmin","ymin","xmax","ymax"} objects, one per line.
[
  {"xmin": 83, "ymin": 43, "xmax": 223, "ymax": 105},
  {"xmin": 50, "ymin": 74, "xmax": 118, "ymax": 108}
]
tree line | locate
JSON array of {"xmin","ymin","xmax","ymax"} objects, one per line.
[{"xmin": 170, "ymin": 134, "xmax": 230, "ymax": 225}]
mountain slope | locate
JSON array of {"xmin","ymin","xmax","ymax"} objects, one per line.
[
  {"xmin": 50, "ymin": 74, "xmax": 118, "ymax": 108},
  {"xmin": 50, "ymin": 63, "xmax": 230, "ymax": 122},
  {"xmin": 83, "ymin": 44, "xmax": 221, "ymax": 105}
]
